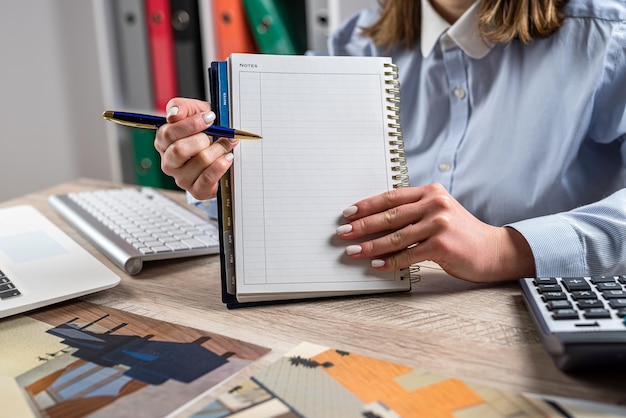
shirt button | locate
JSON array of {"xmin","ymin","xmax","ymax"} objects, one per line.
[
  {"xmin": 438, "ymin": 162, "xmax": 452, "ymax": 172},
  {"xmin": 453, "ymin": 87, "xmax": 466, "ymax": 100}
]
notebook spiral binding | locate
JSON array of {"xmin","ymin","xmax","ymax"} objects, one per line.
[
  {"xmin": 384, "ymin": 63, "xmax": 409, "ymax": 188},
  {"xmin": 385, "ymin": 62, "xmax": 418, "ymax": 283}
]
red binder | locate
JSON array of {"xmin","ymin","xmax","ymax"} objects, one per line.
[
  {"xmin": 212, "ymin": 0, "xmax": 258, "ymax": 61},
  {"xmin": 145, "ymin": 0, "xmax": 179, "ymax": 111}
]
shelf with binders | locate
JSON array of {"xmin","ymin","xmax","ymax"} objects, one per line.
[
  {"xmin": 107, "ymin": 0, "xmax": 207, "ymax": 190},
  {"xmin": 96, "ymin": 0, "xmax": 378, "ymax": 186}
]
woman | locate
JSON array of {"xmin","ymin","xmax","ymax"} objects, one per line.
[{"xmin": 155, "ymin": 0, "xmax": 626, "ymax": 283}]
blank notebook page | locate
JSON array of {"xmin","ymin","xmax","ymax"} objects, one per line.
[{"xmin": 229, "ymin": 54, "xmax": 408, "ymax": 300}]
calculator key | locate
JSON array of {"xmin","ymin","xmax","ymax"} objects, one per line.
[
  {"xmin": 561, "ymin": 277, "xmax": 591, "ymax": 291},
  {"xmin": 534, "ymin": 277, "xmax": 557, "ymax": 285},
  {"xmin": 608, "ymin": 299, "xmax": 626, "ymax": 309},
  {"xmin": 590, "ymin": 276, "xmax": 617, "ymax": 283},
  {"xmin": 570, "ymin": 290, "xmax": 597, "ymax": 300},
  {"xmin": 596, "ymin": 282, "xmax": 623, "ymax": 291},
  {"xmin": 542, "ymin": 292, "xmax": 568, "ymax": 301},
  {"xmin": 577, "ymin": 299, "xmax": 604, "ymax": 309},
  {"xmin": 602, "ymin": 290, "xmax": 626, "ymax": 298},
  {"xmin": 552, "ymin": 309, "xmax": 579, "ymax": 320},
  {"xmin": 583, "ymin": 308, "xmax": 612, "ymax": 319},
  {"xmin": 537, "ymin": 284, "xmax": 562, "ymax": 292},
  {"xmin": 546, "ymin": 300, "xmax": 572, "ymax": 310}
]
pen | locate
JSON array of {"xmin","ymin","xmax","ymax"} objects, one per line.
[{"xmin": 102, "ymin": 110, "xmax": 262, "ymax": 140}]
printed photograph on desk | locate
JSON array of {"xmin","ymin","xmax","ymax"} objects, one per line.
[
  {"xmin": 185, "ymin": 341, "xmax": 626, "ymax": 418},
  {"xmin": 0, "ymin": 301, "xmax": 269, "ymax": 418}
]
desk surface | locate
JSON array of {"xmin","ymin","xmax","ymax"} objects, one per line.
[{"xmin": 4, "ymin": 178, "xmax": 625, "ymax": 408}]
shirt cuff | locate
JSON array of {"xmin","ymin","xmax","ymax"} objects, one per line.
[
  {"xmin": 506, "ymin": 216, "xmax": 586, "ymax": 278},
  {"xmin": 186, "ymin": 192, "xmax": 218, "ymax": 219}
]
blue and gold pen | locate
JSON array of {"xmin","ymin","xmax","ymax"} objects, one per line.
[{"xmin": 102, "ymin": 110, "xmax": 262, "ymax": 140}]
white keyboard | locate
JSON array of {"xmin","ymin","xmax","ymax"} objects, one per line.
[{"xmin": 49, "ymin": 187, "xmax": 219, "ymax": 275}]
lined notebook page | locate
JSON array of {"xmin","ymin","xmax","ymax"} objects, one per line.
[{"xmin": 229, "ymin": 54, "xmax": 409, "ymax": 301}]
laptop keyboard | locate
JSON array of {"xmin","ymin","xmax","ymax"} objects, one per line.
[
  {"xmin": 0, "ymin": 270, "xmax": 21, "ymax": 299},
  {"xmin": 49, "ymin": 188, "xmax": 219, "ymax": 275}
]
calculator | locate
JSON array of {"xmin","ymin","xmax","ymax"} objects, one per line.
[{"xmin": 519, "ymin": 276, "xmax": 626, "ymax": 371}]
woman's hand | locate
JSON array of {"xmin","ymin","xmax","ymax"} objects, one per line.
[
  {"xmin": 336, "ymin": 183, "xmax": 536, "ymax": 282},
  {"xmin": 154, "ymin": 97, "xmax": 238, "ymax": 200}
]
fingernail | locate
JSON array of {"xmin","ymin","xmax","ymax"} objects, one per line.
[
  {"xmin": 224, "ymin": 153, "xmax": 234, "ymax": 162},
  {"xmin": 228, "ymin": 137, "xmax": 239, "ymax": 144},
  {"xmin": 336, "ymin": 224, "xmax": 353, "ymax": 235},
  {"xmin": 203, "ymin": 111, "xmax": 216, "ymax": 124},
  {"xmin": 342, "ymin": 206, "xmax": 358, "ymax": 217},
  {"xmin": 166, "ymin": 106, "xmax": 179, "ymax": 119},
  {"xmin": 346, "ymin": 245, "xmax": 362, "ymax": 255},
  {"xmin": 371, "ymin": 259, "xmax": 385, "ymax": 268}
]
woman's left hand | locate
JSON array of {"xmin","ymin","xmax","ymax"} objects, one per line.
[{"xmin": 336, "ymin": 183, "xmax": 535, "ymax": 283}]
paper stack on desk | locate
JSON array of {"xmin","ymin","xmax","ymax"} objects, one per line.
[
  {"xmin": 186, "ymin": 341, "xmax": 626, "ymax": 418},
  {"xmin": 0, "ymin": 301, "xmax": 269, "ymax": 418}
]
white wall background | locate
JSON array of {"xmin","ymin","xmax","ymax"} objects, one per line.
[{"xmin": 0, "ymin": 1, "xmax": 113, "ymax": 202}]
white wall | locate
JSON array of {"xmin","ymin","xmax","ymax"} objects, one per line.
[{"xmin": 0, "ymin": 1, "xmax": 113, "ymax": 202}]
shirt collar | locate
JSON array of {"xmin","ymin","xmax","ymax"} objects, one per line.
[{"xmin": 420, "ymin": 0, "xmax": 493, "ymax": 59}]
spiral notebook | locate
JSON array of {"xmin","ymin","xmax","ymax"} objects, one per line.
[{"xmin": 212, "ymin": 53, "xmax": 415, "ymax": 308}]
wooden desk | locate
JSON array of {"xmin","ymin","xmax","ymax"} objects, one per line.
[{"xmin": 4, "ymin": 178, "xmax": 625, "ymax": 408}]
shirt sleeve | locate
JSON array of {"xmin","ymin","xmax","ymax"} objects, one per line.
[
  {"xmin": 186, "ymin": 191, "xmax": 217, "ymax": 219},
  {"xmin": 508, "ymin": 20, "xmax": 626, "ymax": 278},
  {"xmin": 508, "ymin": 190, "xmax": 626, "ymax": 277}
]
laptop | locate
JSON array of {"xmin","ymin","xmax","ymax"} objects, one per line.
[{"xmin": 0, "ymin": 205, "xmax": 120, "ymax": 319}]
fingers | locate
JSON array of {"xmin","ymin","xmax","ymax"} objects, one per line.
[
  {"xmin": 155, "ymin": 110, "xmax": 216, "ymax": 153},
  {"xmin": 173, "ymin": 138, "xmax": 238, "ymax": 190},
  {"xmin": 336, "ymin": 183, "xmax": 468, "ymax": 274},
  {"xmin": 165, "ymin": 98, "xmax": 212, "ymax": 123},
  {"xmin": 153, "ymin": 97, "xmax": 239, "ymax": 200},
  {"xmin": 339, "ymin": 183, "xmax": 451, "ymax": 238},
  {"xmin": 343, "ymin": 185, "xmax": 438, "ymax": 220}
]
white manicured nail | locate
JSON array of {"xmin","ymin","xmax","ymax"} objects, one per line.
[
  {"xmin": 166, "ymin": 106, "xmax": 179, "ymax": 119},
  {"xmin": 371, "ymin": 259, "xmax": 385, "ymax": 268},
  {"xmin": 224, "ymin": 153, "xmax": 234, "ymax": 162},
  {"xmin": 336, "ymin": 224, "xmax": 353, "ymax": 235},
  {"xmin": 346, "ymin": 245, "xmax": 362, "ymax": 255},
  {"xmin": 203, "ymin": 111, "xmax": 216, "ymax": 124},
  {"xmin": 342, "ymin": 206, "xmax": 358, "ymax": 217}
]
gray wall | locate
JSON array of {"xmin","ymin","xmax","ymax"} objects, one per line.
[{"xmin": 0, "ymin": 1, "xmax": 112, "ymax": 202}]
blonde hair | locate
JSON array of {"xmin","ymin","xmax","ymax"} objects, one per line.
[{"xmin": 361, "ymin": 0, "xmax": 569, "ymax": 49}]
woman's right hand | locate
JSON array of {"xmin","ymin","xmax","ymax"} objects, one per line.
[{"xmin": 154, "ymin": 97, "xmax": 239, "ymax": 200}]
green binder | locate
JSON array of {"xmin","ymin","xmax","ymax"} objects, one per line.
[
  {"xmin": 131, "ymin": 128, "xmax": 179, "ymax": 190},
  {"xmin": 242, "ymin": 0, "xmax": 307, "ymax": 55}
]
